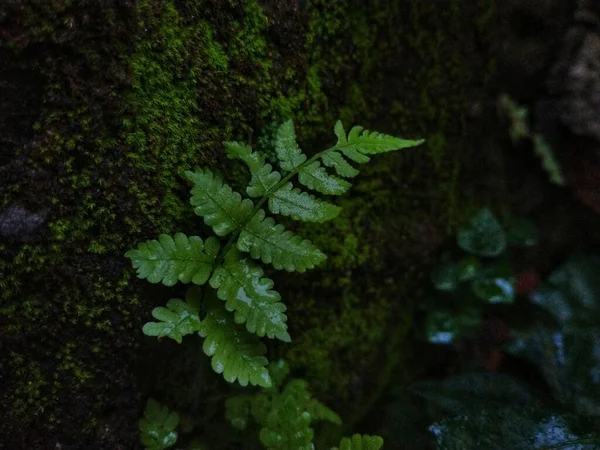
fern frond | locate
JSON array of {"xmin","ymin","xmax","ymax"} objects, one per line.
[
  {"xmin": 274, "ymin": 119, "xmax": 307, "ymax": 171},
  {"xmin": 199, "ymin": 291, "xmax": 272, "ymax": 387},
  {"xmin": 142, "ymin": 289, "xmax": 202, "ymax": 343},
  {"xmin": 225, "ymin": 141, "xmax": 281, "ymax": 197},
  {"xmin": 298, "ymin": 161, "xmax": 351, "ymax": 195},
  {"xmin": 126, "ymin": 233, "xmax": 219, "ymax": 286},
  {"xmin": 139, "ymin": 398, "xmax": 179, "ymax": 450},
  {"xmin": 269, "ymin": 183, "xmax": 341, "ymax": 223},
  {"xmin": 209, "ymin": 249, "xmax": 290, "ymax": 342},
  {"xmin": 186, "ymin": 169, "xmax": 254, "ymax": 236},
  {"xmin": 306, "ymin": 398, "xmax": 342, "ymax": 425},
  {"xmin": 334, "ymin": 120, "xmax": 423, "ymax": 156},
  {"xmin": 237, "ymin": 209, "xmax": 326, "ymax": 272},
  {"xmin": 332, "ymin": 435, "xmax": 384, "ymax": 450},
  {"xmin": 259, "ymin": 380, "xmax": 314, "ymax": 450}
]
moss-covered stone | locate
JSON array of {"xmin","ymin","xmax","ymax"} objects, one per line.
[{"xmin": 0, "ymin": 0, "xmax": 497, "ymax": 446}]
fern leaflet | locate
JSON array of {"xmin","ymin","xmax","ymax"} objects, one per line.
[
  {"xmin": 199, "ymin": 290, "xmax": 272, "ymax": 387},
  {"xmin": 187, "ymin": 169, "xmax": 254, "ymax": 236},
  {"xmin": 269, "ymin": 182, "xmax": 341, "ymax": 222},
  {"xmin": 298, "ymin": 161, "xmax": 352, "ymax": 195},
  {"xmin": 259, "ymin": 380, "xmax": 314, "ymax": 450},
  {"xmin": 126, "ymin": 233, "xmax": 219, "ymax": 286},
  {"xmin": 237, "ymin": 209, "xmax": 326, "ymax": 272},
  {"xmin": 139, "ymin": 399, "xmax": 179, "ymax": 450},
  {"xmin": 225, "ymin": 395, "xmax": 254, "ymax": 431},
  {"xmin": 307, "ymin": 398, "xmax": 342, "ymax": 425},
  {"xmin": 274, "ymin": 119, "xmax": 307, "ymax": 171},
  {"xmin": 209, "ymin": 249, "xmax": 290, "ymax": 342},
  {"xmin": 225, "ymin": 141, "xmax": 281, "ymax": 197},
  {"xmin": 142, "ymin": 288, "xmax": 202, "ymax": 343},
  {"xmin": 335, "ymin": 121, "xmax": 424, "ymax": 155}
]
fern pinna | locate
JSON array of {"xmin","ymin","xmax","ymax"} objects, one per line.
[{"xmin": 126, "ymin": 120, "xmax": 423, "ymax": 388}]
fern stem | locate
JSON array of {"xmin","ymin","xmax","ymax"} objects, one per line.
[{"xmin": 214, "ymin": 146, "xmax": 337, "ymax": 267}]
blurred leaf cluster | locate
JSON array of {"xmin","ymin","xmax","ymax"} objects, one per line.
[
  {"xmin": 384, "ymin": 209, "xmax": 600, "ymax": 449},
  {"xmin": 425, "ymin": 208, "xmax": 537, "ymax": 345}
]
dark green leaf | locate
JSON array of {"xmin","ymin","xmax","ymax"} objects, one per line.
[
  {"xmin": 139, "ymin": 398, "xmax": 179, "ymax": 450},
  {"xmin": 426, "ymin": 309, "xmax": 482, "ymax": 344},
  {"xmin": 471, "ymin": 261, "xmax": 515, "ymax": 304},
  {"xmin": 457, "ymin": 208, "xmax": 507, "ymax": 257}
]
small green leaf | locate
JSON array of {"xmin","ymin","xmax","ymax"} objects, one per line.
[
  {"xmin": 274, "ymin": 120, "xmax": 307, "ymax": 171},
  {"xmin": 335, "ymin": 122, "xmax": 424, "ymax": 155},
  {"xmin": 298, "ymin": 161, "xmax": 351, "ymax": 195},
  {"xmin": 142, "ymin": 287, "xmax": 203, "ymax": 343},
  {"xmin": 457, "ymin": 208, "xmax": 507, "ymax": 257},
  {"xmin": 269, "ymin": 182, "xmax": 341, "ymax": 222},
  {"xmin": 126, "ymin": 233, "xmax": 219, "ymax": 286},
  {"xmin": 269, "ymin": 359, "xmax": 291, "ymax": 388},
  {"xmin": 332, "ymin": 434, "xmax": 384, "ymax": 450},
  {"xmin": 187, "ymin": 169, "xmax": 254, "ymax": 236},
  {"xmin": 307, "ymin": 398, "xmax": 342, "ymax": 425},
  {"xmin": 426, "ymin": 309, "xmax": 482, "ymax": 345},
  {"xmin": 259, "ymin": 380, "xmax": 314, "ymax": 450},
  {"xmin": 139, "ymin": 398, "xmax": 179, "ymax": 450},
  {"xmin": 225, "ymin": 395, "xmax": 253, "ymax": 431},
  {"xmin": 238, "ymin": 209, "xmax": 326, "ymax": 272},
  {"xmin": 224, "ymin": 141, "xmax": 281, "ymax": 197},
  {"xmin": 321, "ymin": 150, "xmax": 360, "ymax": 178},
  {"xmin": 209, "ymin": 250, "xmax": 290, "ymax": 342},
  {"xmin": 457, "ymin": 256, "xmax": 481, "ymax": 282},
  {"xmin": 199, "ymin": 291, "xmax": 272, "ymax": 387},
  {"xmin": 471, "ymin": 261, "xmax": 515, "ymax": 304}
]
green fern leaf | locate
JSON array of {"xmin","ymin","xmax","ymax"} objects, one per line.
[
  {"xmin": 237, "ymin": 209, "xmax": 326, "ymax": 272},
  {"xmin": 332, "ymin": 121, "xmax": 370, "ymax": 164},
  {"xmin": 199, "ymin": 291, "xmax": 272, "ymax": 387},
  {"xmin": 269, "ymin": 183, "xmax": 341, "ymax": 222},
  {"xmin": 306, "ymin": 398, "xmax": 342, "ymax": 425},
  {"xmin": 225, "ymin": 395, "xmax": 253, "ymax": 431},
  {"xmin": 209, "ymin": 250, "xmax": 290, "ymax": 342},
  {"xmin": 126, "ymin": 233, "xmax": 219, "ymax": 286},
  {"xmin": 335, "ymin": 120, "xmax": 424, "ymax": 155},
  {"xmin": 321, "ymin": 151, "xmax": 360, "ymax": 178},
  {"xmin": 269, "ymin": 359, "xmax": 291, "ymax": 388},
  {"xmin": 225, "ymin": 141, "xmax": 281, "ymax": 197},
  {"xmin": 274, "ymin": 119, "xmax": 307, "ymax": 171},
  {"xmin": 139, "ymin": 398, "xmax": 179, "ymax": 450},
  {"xmin": 298, "ymin": 161, "xmax": 351, "ymax": 195},
  {"xmin": 332, "ymin": 435, "xmax": 384, "ymax": 450},
  {"xmin": 142, "ymin": 287, "xmax": 203, "ymax": 343},
  {"xmin": 186, "ymin": 169, "xmax": 254, "ymax": 236},
  {"xmin": 259, "ymin": 380, "xmax": 314, "ymax": 450}
]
